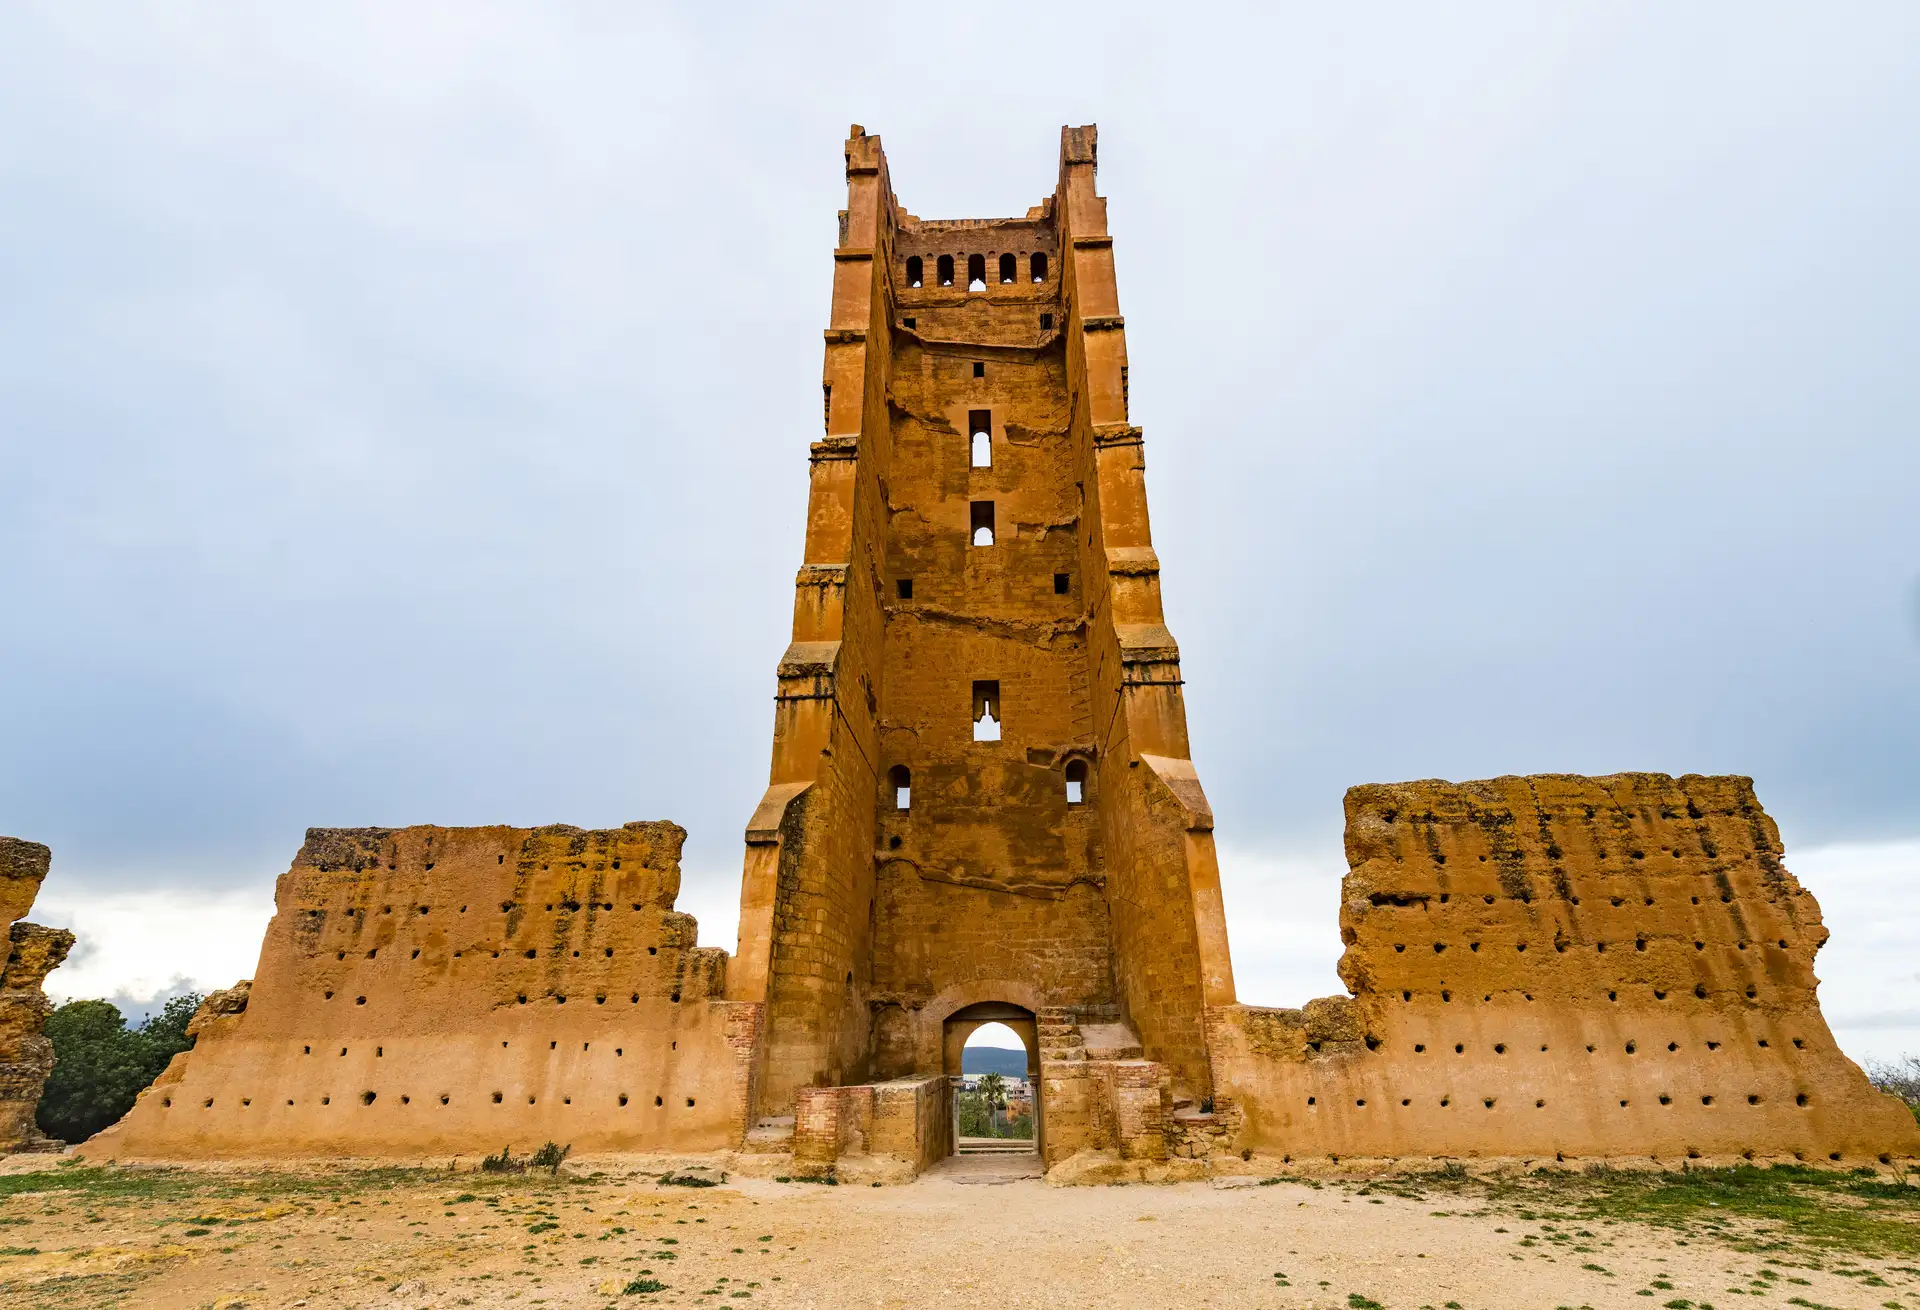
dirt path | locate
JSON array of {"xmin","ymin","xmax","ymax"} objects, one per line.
[{"xmin": 0, "ymin": 1156, "xmax": 1915, "ymax": 1310}]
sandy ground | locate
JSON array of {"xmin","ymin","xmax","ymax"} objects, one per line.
[{"xmin": 0, "ymin": 1151, "xmax": 1915, "ymax": 1310}]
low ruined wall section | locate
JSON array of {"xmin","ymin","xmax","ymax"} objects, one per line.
[
  {"xmin": 792, "ymin": 1074, "xmax": 949, "ymax": 1176},
  {"xmin": 1210, "ymin": 774, "xmax": 1920, "ymax": 1163},
  {"xmin": 87, "ymin": 822, "xmax": 754, "ymax": 1160}
]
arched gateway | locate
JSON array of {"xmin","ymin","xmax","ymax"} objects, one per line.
[{"xmin": 946, "ymin": 1001, "xmax": 1040, "ymax": 1160}]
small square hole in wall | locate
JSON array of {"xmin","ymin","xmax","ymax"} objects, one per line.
[
  {"xmin": 903, "ymin": 317, "xmax": 916, "ymax": 329},
  {"xmin": 973, "ymin": 361, "xmax": 985, "ymax": 378},
  {"xmin": 896, "ymin": 577, "xmax": 913, "ymax": 600},
  {"xmin": 1040, "ymin": 313, "xmax": 1053, "ymax": 330},
  {"xmin": 1054, "ymin": 573, "xmax": 1070, "ymax": 595}
]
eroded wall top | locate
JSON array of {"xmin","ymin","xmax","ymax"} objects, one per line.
[{"xmin": 1337, "ymin": 773, "xmax": 1816, "ymax": 1010}]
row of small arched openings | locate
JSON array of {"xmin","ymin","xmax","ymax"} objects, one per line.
[{"xmin": 906, "ymin": 252, "xmax": 1047, "ymax": 290}]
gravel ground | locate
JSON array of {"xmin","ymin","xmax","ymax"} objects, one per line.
[{"xmin": 0, "ymin": 1153, "xmax": 1915, "ymax": 1309}]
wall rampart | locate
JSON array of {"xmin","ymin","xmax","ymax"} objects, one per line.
[
  {"xmin": 86, "ymin": 822, "xmax": 752, "ymax": 1160},
  {"xmin": 1210, "ymin": 774, "xmax": 1920, "ymax": 1162}
]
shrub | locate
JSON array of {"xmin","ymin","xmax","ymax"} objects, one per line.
[
  {"xmin": 1865, "ymin": 1055, "xmax": 1920, "ymax": 1122},
  {"xmin": 481, "ymin": 1146, "xmax": 525, "ymax": 1174},
  {"xmin": 36, "ymin": 993, "xmax": 202, "ymax": 1143},
  {"xmin": 530, "ymin": 1141, "xmax": 571, "ymax": 1172}
]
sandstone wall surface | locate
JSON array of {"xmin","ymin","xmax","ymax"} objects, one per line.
[
  {"xmin": 871, "ymin": 241, "xmax": 1116, "ymax": 1065},
  {"xmin": 87, "ymin": 823, "xmax": 755, "ymax": 1160},
  {"xmin": 1210, "ymin": 774, "xmax": 1920, "ymax": 1162},
  {"xmin": 0, "ymin": 837, "xmax": 73, "ymax": 1152}
]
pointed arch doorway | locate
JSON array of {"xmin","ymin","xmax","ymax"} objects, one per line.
[{"xmin": 942, "ymin": 1001, "xmax": 1041, "ymax": 1160}]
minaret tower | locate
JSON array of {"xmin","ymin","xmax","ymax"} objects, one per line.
[{"xmin": 731, "ymin": 126, "xmax": 1234, "ymax": 1142}]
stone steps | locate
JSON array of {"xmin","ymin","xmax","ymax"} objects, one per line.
[
  {"xmin": 741, "ymin": 1116, "xmax": 795, "ymax": 1154},
  {"xmin": 1038, "ymin": 1010, "xmax": 1089, "ymax": 1064},
  {"xmin": 956, "ymin": 1137, "xmax": 1037, "ymax": 1155}
]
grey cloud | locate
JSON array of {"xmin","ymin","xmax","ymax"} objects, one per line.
[{"xmin": 1, "ymin": 2, "xmax": 1917, "ymax": 937}]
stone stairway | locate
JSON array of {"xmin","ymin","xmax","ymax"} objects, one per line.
[
  {"xmin": 742, "ymin": 1116, "xmax": 795, "ymax": 1154},
  {"xmin": 1036, "ymin": 1008, "xmax": 1085, "ymax": 1064}
]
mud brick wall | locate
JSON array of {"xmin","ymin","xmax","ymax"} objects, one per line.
[
  {"xmin": 792, "ymin": 1084, "xmax": 870, "ymax": 1169},
  {"xmin": 1106, "ymin": 1060, "xmax": 1169, "ymax": 1161},
  {"xmin": 1210, "ymin": 774, "xmax": 1920, "ymax": 1163},
  {"xmin": 88, "ymin": 823, "xmax": 753, "ymax": 1160}
]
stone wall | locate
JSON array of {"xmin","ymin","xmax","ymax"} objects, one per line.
[
  {"xmin": 1210, "ymin": 774, "xmax": 1920, "ymax": 1163},
  {"xmin": 870, "ymin": 321, "xmax": 1115, "ymax": 1034},
  {"xmin": 86, "ymin": 822, "xmax": 755, "ymax": 1160},
  {"xmin": 0, "ymin": 838, "xmax": 72, "ymax": 1153},
  {"xmin": 792, "ymin": 1075, "xmax": 948, "ymax": 1177}
]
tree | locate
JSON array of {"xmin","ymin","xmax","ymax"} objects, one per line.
[
  {"xmin": 36, "ymin": 993, "xmax": 202, "ymax": 1144},
  {"xmin": 1866, "ymin": 1055, "xmax": 1920, "ymax": 1123},
  {"xmin": 956, "ymin": 1089, "xmax": 993, "ymax": 1137},
  {"xmin": 141, "ymin": 993, "xmax": 200, "ymax": 1058},
  {"xmin": 976, "ymin": 1073, "xmax": 1008, "ymax": 1134}
]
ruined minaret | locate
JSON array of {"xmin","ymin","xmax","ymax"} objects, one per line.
[{"xmin": 732, "ymin": 125, "xmax": 1235, "ymax": 1123}]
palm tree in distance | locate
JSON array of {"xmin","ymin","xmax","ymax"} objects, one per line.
[{"xmin": 977, "ymin": 1073, "xmax": 1008, "ymax": 1135}]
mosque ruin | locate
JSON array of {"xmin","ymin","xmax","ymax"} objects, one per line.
[{"xmin": 78, "ymin": 125, "xmax": 1920, "ymax": 1173}]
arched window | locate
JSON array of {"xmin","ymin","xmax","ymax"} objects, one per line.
[
  {"xmin": 1065, "ymin": 759, "xmax": 1089, "ymax": 806},
  {"xmin": 888, "ymin": 765, "xmax": 911, "ymax": 811},
  {"xmin": 972, "ymin": 680, "xmax": 1002, "ymax": 742},
  {"xmin": 999, "ymin": 253, "xmax": 1016, "ymax": 284},
  {"xmin": 969, "ymin": 409, "xmax": 991, "ymax": 467},
  {"xmin": 970, "ymin": 500, "xmax": 994, "ymax": 546},
  {"xmin": 967, "ymin": 254, "xmax": 986, "ymax": 291},
  {"xmin": 906, "ymin": 255, "xmax": 922, "ymax": 288},
  {"xmin": 1030, "ymin": 252, "xmax": 1048, "ymax": 283},
  {"xmin": 937, "ymin": 254, "xmax": 955, "ymax": 287}
]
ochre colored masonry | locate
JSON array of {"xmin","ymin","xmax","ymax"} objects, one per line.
[
  {"xmin": 1208, "ymin": 773, "xmax": 1920, "ymax": 1163},
  {"xmin": 91, "ymin": 824, "xmax": 758, "ymax": 1159},
  {"xmin": 84, "ymin": 126, "xmax": 1919, "ymax": 1173}
]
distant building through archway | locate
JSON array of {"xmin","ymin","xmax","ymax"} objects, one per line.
[{"xmin": 945, "ymin": 1003, "xmax": 1039, "ymax": 1158}]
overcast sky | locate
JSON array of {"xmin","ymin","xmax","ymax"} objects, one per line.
[{"xmin": 3, "ymin": 4, "xmax": 1916, "ymax": 1059}]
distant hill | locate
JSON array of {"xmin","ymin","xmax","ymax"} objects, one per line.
[{"xmin": 962, "ymin": 1046, "xmax": 1028, "ymax": 1077}]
